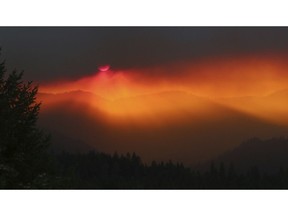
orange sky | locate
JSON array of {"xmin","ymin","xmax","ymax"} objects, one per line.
[
  {"xmin": 38, "ymin": 54, "xmax": 288, "ymax": 126},
  {"xmin": 40, "ymin": 54, "xmax": 288, "ymax": 97},
  {"xmin": 37, "ymin": 54, "xmax": 288, "ymax": 163}
]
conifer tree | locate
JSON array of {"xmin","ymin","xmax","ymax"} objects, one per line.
[{"xmin": 0, "ymin": 49, "xmax": 50, "ymax": 188}]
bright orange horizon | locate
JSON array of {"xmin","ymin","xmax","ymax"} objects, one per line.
[
  {"xmin": 36, "ymin": 54, "xmax": 288, "ymax": 130},
  {"xmin": 37, "ymin": 54, "xmax": 288, "ymax": 164}
]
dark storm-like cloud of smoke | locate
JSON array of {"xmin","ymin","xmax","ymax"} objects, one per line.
[{"xmin": 1, "ymin": 27, "xmax": 288, "ymax": 82}]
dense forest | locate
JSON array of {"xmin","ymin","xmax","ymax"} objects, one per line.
[{"xmin": 47, "ymin": 149, "xmax": 288, "ymax": 189}]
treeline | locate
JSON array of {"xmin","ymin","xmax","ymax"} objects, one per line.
[{"xmin": 47, "ymin": 151, "xmax": 288, "ymax": 189}]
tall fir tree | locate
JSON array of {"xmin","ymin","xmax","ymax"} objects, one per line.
[{"xmin": 0, "ymin": 49, "xmax": 50, "ymax": 188}]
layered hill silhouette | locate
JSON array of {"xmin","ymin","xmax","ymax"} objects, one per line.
[
  {"xmin": 37, "ymin": 90, "xmax": 288, "ymax": 165},
  {"xmin": 216, "ymin": 88, "xmax": 288, "ymax": 125},
  {"xmin": 204, "ymin": 137, "xmax": 288, "ymax": 174}
]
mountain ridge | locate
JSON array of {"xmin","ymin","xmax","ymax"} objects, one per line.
[
  {"xmin": 200, "ymin": 137, "xmax": 288, "ymax": 174},
  {"xmin": 38, "ymin": 90, "xmax": 288, "ymax": 165}
]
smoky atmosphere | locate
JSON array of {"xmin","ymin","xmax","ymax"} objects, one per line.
[{"xmin": 2, "ymin": 27, "xmax": 288, "ymax": 189}]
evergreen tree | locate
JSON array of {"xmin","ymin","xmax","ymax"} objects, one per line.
[{"xmin": 0, "ymin": 50, "xmax": 50, "ymax": 188}]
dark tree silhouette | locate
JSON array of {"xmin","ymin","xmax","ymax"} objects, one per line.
[{"xmin": 0, "ymin": 50, "xmax": 50, "ymax": 188}]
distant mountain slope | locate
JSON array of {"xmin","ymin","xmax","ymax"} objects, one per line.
[
  {"xmin": 203, "ymin": 137, "xmax": 288, "ymax": 174},
  {"xmin": 38, "ymin": 90, "xmax": 288, "ymax": 165},
  {"xmin": 215, "ymin": 88, "xmax": 288, "ymax": 125},
  {"xmin": 38, "ymin": 90, "xmax": 107, "ymax": 108},
  {"xmin": 267, "ymin": 88, "xmax": 288, "ymax": 98}
]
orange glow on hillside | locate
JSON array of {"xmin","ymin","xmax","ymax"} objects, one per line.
[{"xmin": 39, "ymin": 54, "xmax": 288, "ymax": 125}]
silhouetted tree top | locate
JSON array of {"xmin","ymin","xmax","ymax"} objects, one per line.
[{"xmin": 0, "ymin": 49, "xmax": 50, "ymax": 188}]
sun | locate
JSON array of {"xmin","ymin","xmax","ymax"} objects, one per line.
[{"xmin": 98, "ymin": 65, "xmax": 110, "ymax": 72}]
